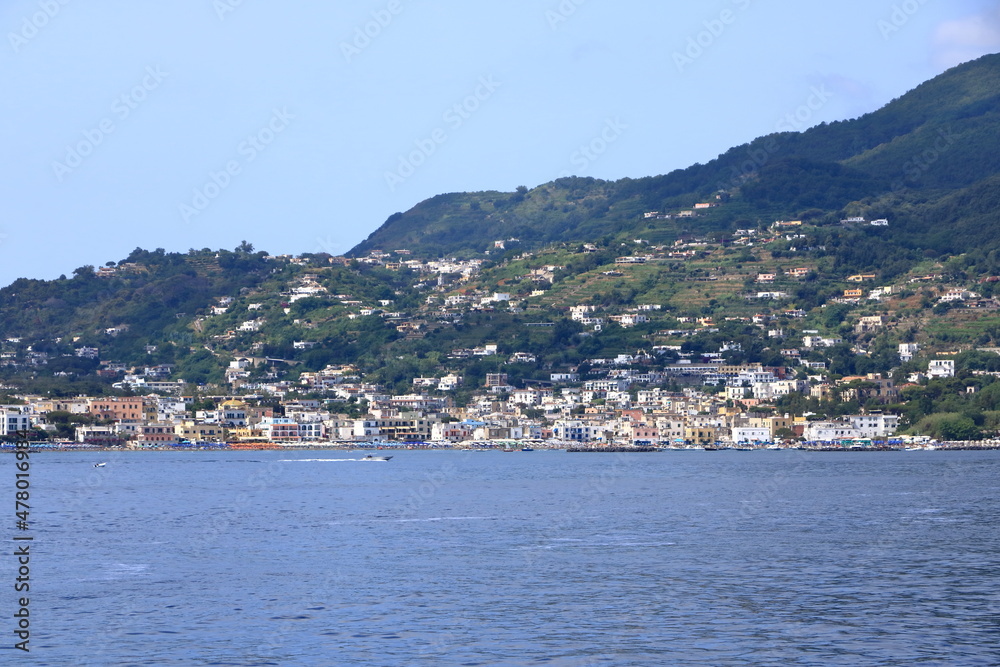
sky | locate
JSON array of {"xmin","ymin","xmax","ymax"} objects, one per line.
[{"xmin": 2, "ymin": 0, "xmax": 999, "ymax": 287}]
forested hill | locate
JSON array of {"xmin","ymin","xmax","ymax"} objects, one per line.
[{"xmin": 349, "ymin": 53, "xmax": 1000, "ymax": 259}]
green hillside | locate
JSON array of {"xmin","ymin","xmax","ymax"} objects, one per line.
[
  {"xmin": 2, "ymin": 55, "xmax": 1000, "ymax": 413},
  {"xmin": 350, "ymin": 54, "xmax": 1000, "ymax": 259}
]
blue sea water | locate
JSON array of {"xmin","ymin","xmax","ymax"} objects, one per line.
[{"xmin": 7, "ymin": 449, "xmax": 1000, "ymax": 666}]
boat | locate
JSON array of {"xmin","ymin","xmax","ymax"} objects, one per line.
[
  {"xmin": 361, "ymin": 454, "xmax": 392, "ymax": 461},
  {"xmin": 94, "ymin": 462, "xmax": 107, "ymax": 468},
  {"xmin": 521, "ymin": 447, "xmax": 534, "ymax": 452}
]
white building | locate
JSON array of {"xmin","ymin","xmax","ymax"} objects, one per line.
[
  {"xmin": 731, "ymin": 426, "xmax": 771, "ymax": 444},
  {"xmin": 438, "ymin": 374, "xmax": 463, "ymax": 391},
  {"xmin": 239, "ymin": 319, "xmax": 264, "ymax": 332},
  {"xmin": 928, "ymin": 360, "xmax": 956, "ymax": 379},
  {"xmin": 803, "ymin": 336, "xmax": 842, "ymax": 349},
  {"xmin": 803, "ymin": 421, "xmax": 862, "ymax": 441},
  {"xmin": 0, "ymin": 409, "xmax": 31, "ymax": 436},
  {"xmin": 552, "ymin": 420, "xmax": 601, "ymax": 442},
  {"xmin": 899, "ymin": 343, "xmax": 920, "ymax": 362},
  {"xmin": 848, "ymin": 414, "xmax": 899, "ymax": 438}
]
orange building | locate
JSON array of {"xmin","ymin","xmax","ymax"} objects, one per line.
[{"xmin": 88, "ymin": 397, "xmax": 144, "ymax": 421}]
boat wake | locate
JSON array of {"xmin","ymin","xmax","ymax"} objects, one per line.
[
  {"xmin": 279, "ymin": 457, "xmax": 392, "ymax": 462},
  {"xmin": 328, "ymin": 516, "xmax": 496, "ymax": 526}
]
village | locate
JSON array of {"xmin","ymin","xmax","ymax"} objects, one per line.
[
  {"xmin": 0, "ymin": 346, "xmax": 964, "ymax": 449},
  {"xmin": 1, "ymin": 210, "xmax": 997, "ymax": 451}
]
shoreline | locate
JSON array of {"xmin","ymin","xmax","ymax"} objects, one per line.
[{"xmin": 4, "ymin": 441, "xmax": 1000, "ymax": 453}]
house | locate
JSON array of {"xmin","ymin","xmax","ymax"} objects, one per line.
[
  {"xmin": 552, "ymin": 420, "xmax": 602, "ymax": 442},
  {"xmin": 485, "ymin": 373, "xmax": 509, "ymax": 388},
  {"xmin": 175, "ymin": 421, "xmax": 226, "ymax": 442},
  {"xmin": 804, "ymin": 421, "xmax": 862, "ymax": 441},
  {"xmin": 613, "ymin": 314, "xmax": 649, "ymax": 327},
  {"xmin": 437, "ymin": 374, "xmax": 463, "ymax": 391},
  {"xmin": 732, "ymin": 426, "xmax": 771, "ymax": 444},
  {"xmin": 939, "ymin": 289, "xmax": 978, "ymax": 303},
  {"xmin": 219, "ymin": 400, "xmax": 248, "ymax": 427},
  {"xmin": 259, "ymin": 417, "xmax": 300, "ymax": 442},
  {"xmin": 803, "ymin": 336, "xmax": 842, "ymax": 348},
  {"xmin": 847, "ymin": 274, "xmax": 876, "ymax": 282},
  {"xmin": 756, "ymin": 273, "xmax": 776, "ymax": 283},
  {"xmin": 899, "ymin": 343, "xmax": 920, "ymax": 362},
  {"xmin": 88, "ymin": 397, "xmax": 144, "ymax": 422},
  {"xmin": 869, "ymin": 286, "xmax": 897, "ymax": 300},
  {"xmin": 843, "ymin": 289, "xmax": 864, "ymax": 298},
  {"xmin": 848, "ymin": 413, "xmax": 899, "ymax": 438},
  {"xmin": 137, "ymin": 424, "xmax": 181, "ymax": 447},
  {"xmin": 511, "ymin": 389, "xmax": 543, "ymax": 406},
  {"xmin": 144, "ymin": 364, "xmax": 175, "ymax": 379},
  {"xmin": 928, "ymin": 360, "xmax": 955, "ymax": 378},
  {"xmin": 838, "ymin": 374, "xmax": 900, "ymax": 404},
  {"xmin": 855, "ymin": 315, "xmax": 887, "ymax": 333},
  {"xmin": 629, "ymin": 425, "xmax": 660, "ymax": 443},
  {"xmin": 75, "ymin": 425, "xmax": 119, "ymax": 444},
  {"xmin": 0, "ymin": 408, "xmax": 31, "ymax": 436}
]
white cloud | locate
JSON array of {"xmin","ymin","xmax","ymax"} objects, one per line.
[{"xmin": 933, "ymin": 7, "xmax": 1000, "ymax": 69}]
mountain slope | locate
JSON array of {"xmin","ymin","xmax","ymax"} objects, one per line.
[{"xmin": 350, "ymin": 53, "xmax": 1000, "ymax": 258}]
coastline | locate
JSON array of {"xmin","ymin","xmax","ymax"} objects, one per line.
[{"xmin": 4, "ymin": 440, "xmax": 1000, "ymax": 453}]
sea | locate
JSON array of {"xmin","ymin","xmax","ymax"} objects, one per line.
[{"xmin": 8, "ymin": 449, "xmax": 1000, "ymax": 666}]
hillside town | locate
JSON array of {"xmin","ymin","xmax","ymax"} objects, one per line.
[
  {"xmin": 2, "ymin": 218, "xmax": 999, "ymax": 450},
  {"xmin": 0, "ymin": 346, "xmax": 965, "ymax": 449}
]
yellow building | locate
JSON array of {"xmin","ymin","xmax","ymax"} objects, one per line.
[
  {"xmin": 174, "ymin": 421, "xmax": 227, "ymax": 442},
  {"xmin": 684, "ymin": 426, "xmax": 718, "ymax": 445}
]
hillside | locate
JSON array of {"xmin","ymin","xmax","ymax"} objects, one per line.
[
  {"xmin": 3, "ymin": 57, "xmax": 1000, "ymax": 443},
  {"xmin": 349, "ymin": 53, "xmax": 1000, "ymax": 259}
]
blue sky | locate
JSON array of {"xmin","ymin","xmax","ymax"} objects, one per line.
[{"xmin": 2, "ymin": 0, "xmax": 999, "ymax": 286}]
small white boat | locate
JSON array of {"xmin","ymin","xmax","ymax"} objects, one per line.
[
  {"xmin": 361, "ymin": 455, "xmax": 392, "ymax": 461},
  {"xmin": 94, "ymin": 462, "xmax": 107, "ymax": 468}
]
